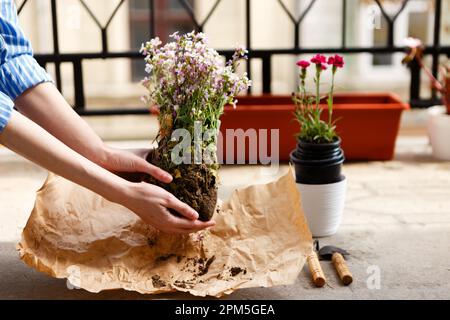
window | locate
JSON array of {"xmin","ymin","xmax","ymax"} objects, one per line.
[
  {"xmin": 408, "ymin": 11, "xmax": 428, "ymax": 42},
  {"xmin": 129, "ymin": 0, "xmax": 195, "ymax": 81},
  {"xmin": 372, "ymin": 18, "xmax": 393, "ymax": 66},
  {"xmin": 369, "ymin": 1, "xmax": 431, "ymax": 68}
]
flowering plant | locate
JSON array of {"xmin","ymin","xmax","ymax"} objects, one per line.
[
  {"xmin": 141, "ymin": 31, "xmax": 251, "ymax": 141},
  {"xmin": 402, "ymin": 37, "xmax": 450, "ymax": 114},
  {"xmin": 292, "ymin": 54, "xmax": 345, "ymax": 143},
  {"xmin": 139, "ymin": 31, "xmax": 251, "ymax": 221}
]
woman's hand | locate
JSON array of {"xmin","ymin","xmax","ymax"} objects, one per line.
[
  {"xmin": 99, "ymin": 146, "xmax": 172, "ymax": 184},
  {"xmin": 122, "ymin": 181, "xmax": 216, "ymax": 234},
  {"xmin": 100, "ymin": 147, "xmax": 217, "ymax": 233}
]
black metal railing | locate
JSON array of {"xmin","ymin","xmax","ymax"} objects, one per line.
[{"xmin": 16, "ymin": 0, "xmax": 450, "ymax": 115}]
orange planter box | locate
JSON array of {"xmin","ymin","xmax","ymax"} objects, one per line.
[{"xmin": 218, "ymin": 93, "xmax": 409, "ymax": 162}]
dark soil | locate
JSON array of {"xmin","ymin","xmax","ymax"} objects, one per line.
[
  {"xmin": 151, "ymin": 275, "xmax": 166, "ymax": 288},
  {"xmin": 180, "ymin": 255, "xmax": 216, "ymax": 277},
  {"xmin": 197, "ymin": 256, "xmax": 216, "ymax": 276},
  {"xmin": 230, "ymin": 267, "xmax": 247, "ymax": 277},
  {"xmin": 174, "ymin": 280, "xmax": 194, "ymax": 289},
  {"xmin": 114, "ymin": 134, "xmax": 219, "ymax": 222},
  {"xmin": 156, "ymin": 253, "xmax": 177, "ymax": 262},
  {"xmin": 147, "ymin": 234, "xmax": 157, "ymax": 247},
  {"xmin": 172, "ymin": 255, "xmax": 216, "ymax": 288},
  {"xmin": 141, "ymin": 147, "xmax": 218, "ymax": 222}
]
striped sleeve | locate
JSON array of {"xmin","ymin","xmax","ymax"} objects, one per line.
[
  {"xmin": 0, "ymin": 1, "xmax": 53, "ymax": 101},
  {"xmin": 0, "ymin": 54, "xmax": 53, "ymax": 100},
  {"xmin": 0, "ymin": 92, "xmax": 13, "ymax": 133}
]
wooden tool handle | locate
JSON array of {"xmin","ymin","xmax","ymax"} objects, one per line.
[
  {"xmin": 307, "ymin": 252, "xmax": 326, "ymax": 287},
  {"xmin": 332, "ymin": 252, "xmax": 353, "ymax": 285}
]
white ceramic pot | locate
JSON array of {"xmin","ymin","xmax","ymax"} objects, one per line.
[
  {"xmin": 427, "ymin": 106, "xmax": 450, "ymax": 160},
  {"xmin": 296, "ymin": 178, "xmax": 347, "ymax": 237}
]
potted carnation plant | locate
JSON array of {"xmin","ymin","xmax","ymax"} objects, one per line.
[
  {"xmin": 140, "ymin": 32, "xmax": 251, "ymax": 221},
  {"xmin": 290, "ymin": 54, "xmax": 346, "ymax": 237},
  {"xmin": 403, "ymin": 37, "xmax": 450, "ymax": 160}
]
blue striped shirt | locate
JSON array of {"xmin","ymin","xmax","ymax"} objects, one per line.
[{"xmin": 0, "ymin": 0, "xmax": 53, "ymax": 132}]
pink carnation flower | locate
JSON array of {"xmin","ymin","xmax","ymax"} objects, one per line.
[
  {"xmin": 327, "ymin": 54, "xmax": 345, "ymax": 68},
  {"xmin": 296, "ymin": 60, "xmax": 310, "ymax": 69},
  {"xmin": 310, "ymin": 54, "xmax": 326, "ymax": 65}
]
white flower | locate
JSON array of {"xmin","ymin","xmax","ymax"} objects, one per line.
[
  {"xmin": 150, "ymin": 37, "xmax": 162, "ymax": 47},
  {"xmin": 404, "ymin": 37, "xmax": 422, "ymax": 49},
  {"xmin": 145, "ymin": 64, "xmax": 153, "ymax": 73},
  {"xmin": 139, "ymin": 43, "xmax": 147, "ymax": 54}
]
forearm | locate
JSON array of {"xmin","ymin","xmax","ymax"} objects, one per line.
[
  {"xmin": 0, "ymin": 111, "xmax": 130, "ymax": 205},
  {"xmin": 14, "ymin": 82, "xmax": 108, "ymax": 165},
  {"xmin": 14, "ymin": 83, "xmax": 172, "ymax": 181}
]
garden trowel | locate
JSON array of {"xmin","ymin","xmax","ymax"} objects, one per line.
[{"xmin": 318, "ymin": 245, "xmax": 353, "ymax": 285}]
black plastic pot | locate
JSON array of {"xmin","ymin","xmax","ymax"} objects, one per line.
[{"xmin": 290, "ymin": 138, "xmax": 345, "ymax": 185}]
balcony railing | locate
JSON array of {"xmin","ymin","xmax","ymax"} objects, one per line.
[{"xmin": 17, "ymin": 0, "xmax": 450, "ymax": 115}]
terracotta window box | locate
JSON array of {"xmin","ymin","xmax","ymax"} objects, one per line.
[{"xmin": 218, "ymin": 93, "xmax": 409, "ymax": 162}]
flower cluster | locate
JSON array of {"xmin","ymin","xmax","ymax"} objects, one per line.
[
  {"xmin": 140, "ymin": 31, "xmax": 251, "ymax": 138},
  {"xmin": 292, "ymin": 54, "xmax": 345, "ymax": 143},
  {"xmin": 297, "ymin": 54, "xmax": 345, "ymax": 72}
]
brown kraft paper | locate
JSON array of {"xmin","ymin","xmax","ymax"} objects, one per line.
[{"xmin": 17, "ymin": 168, "xmax": 313, "ymax": 297}]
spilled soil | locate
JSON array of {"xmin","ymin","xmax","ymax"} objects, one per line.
[{"xmin": 149, "ymin": 252, "xmax": 247, "ymax": 289}]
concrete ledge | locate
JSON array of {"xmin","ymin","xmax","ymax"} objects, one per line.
[{"xmin": 1, "ymin": 136, "xmax": 449, "ymax": 299}]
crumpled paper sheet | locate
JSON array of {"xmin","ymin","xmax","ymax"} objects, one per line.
[{"xmin": 17, "ymin": 169, "xmax": 313, "ymax": 297}]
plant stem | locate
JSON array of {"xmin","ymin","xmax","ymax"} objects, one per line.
[
  {"xmin": 328, "ymin": 69, "xmax": 335, "ymax": 125},
  {"xmin": 315, "ymin": 68, "xmax": 320, "ymax": 109},
  {"xmin": 416, "ymin": 57, "xmax": 445, "ymax": 93},
  {"xmin": 315, "ymin": 66, "xmax": 321, "ymax": 122}
]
